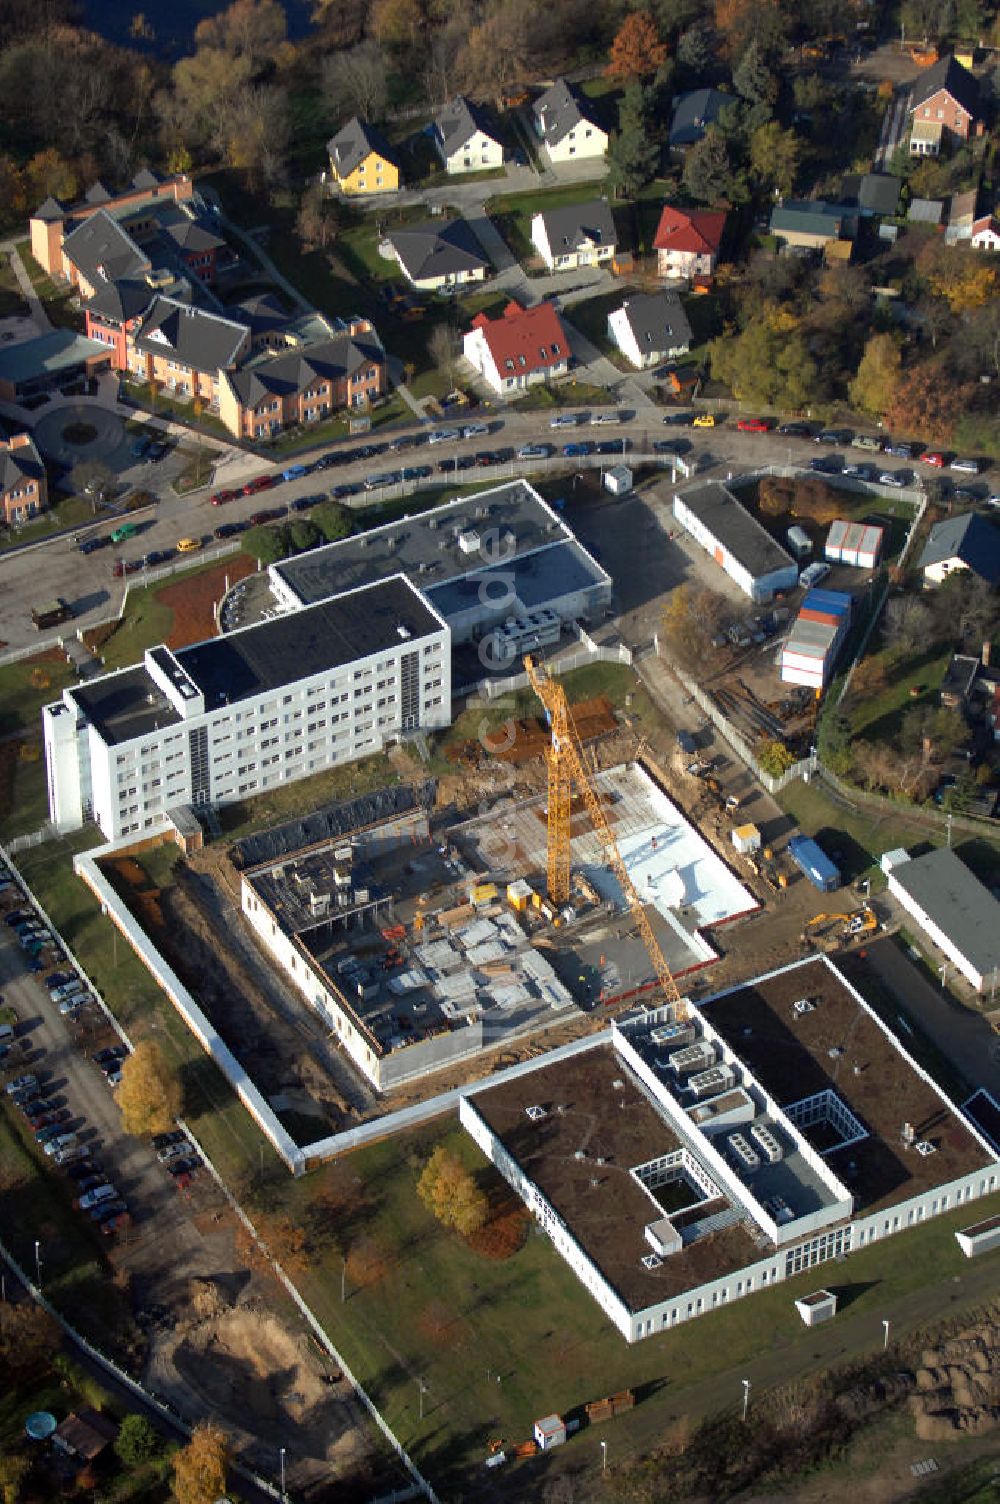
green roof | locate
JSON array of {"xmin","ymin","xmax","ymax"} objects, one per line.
[{"xmin": 0, "ymin": 330, "xmax": 108, "ymax": 384}]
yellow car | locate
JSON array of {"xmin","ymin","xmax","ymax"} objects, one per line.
[
  {"xmin": 692, "ymin": 413, "xmax": 716, "ymax": 428},
  {"xmin": 177, "ymin": 536, "xmax": 201, "ymax": 553}
]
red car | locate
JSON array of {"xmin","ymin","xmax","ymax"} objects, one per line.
[
  {"xmin": 922, "ymin": 451, "xmax": 945, "ymax": 467},
  {"xmin": 736, "ymin": 417, "xmax": 771, "ymax": 433},
  {"xmin": 210, "ymin": 489, "xmax": 236, "ymax": 506},
  {"xmin": 112, "ymin": 558, "xmax": 142, "ymax": 578},
  {"xmin": 241, "ymin": 475, "xmax": 275, "ymax": 496}
]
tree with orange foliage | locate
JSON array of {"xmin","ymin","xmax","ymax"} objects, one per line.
[
  {"xmin": 172, "ymin": 1423, "xmax": 228, "ymax": 1504},
  {"xmin": 714, "ymin": 0, "xmax": 784, "ymax": 57},
  {"xmin": 885, "ymin": 364, "xmax": 973, "ymax": 447},
  {"xmin": 606, "ymin": 11, "xmax": 667, "ymax": 79}
]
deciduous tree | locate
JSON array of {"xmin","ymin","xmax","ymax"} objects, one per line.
[
  {"xmin": 321, "ymin": 40, "xmax": 389, "ymax": 124},
  {"xmin": 243, "ymin": 523, "xmax": 291, "ymax": 563},
  {"xmin": 234, "ymin": 1212, "xmax": 309, "ymax": 1276},
  {"xmin": 194, "ymin": 0, "xmax": 287, "ymax": 72},
  {"xmin": 885, "ymin": 363, "xmax": 972, "ymax": 447},
  {"xmin": 171, "ymin": 1423, "xmax": 228, "ymax": 1504},
  {"xmin": 311, "ymin": 499, "xmax": 354, "ymax": 542},
  {"xmin": 0, "ymin": 1451, "xmax": 29, "ymax": 1504},
  {"xmin": 606, "ymin": 11, "xmax": 667, "ymax": 79},
  {"xmin": 849, "ymin": 332, "xmax": 902, "ymax": 417},
  {"xmin": 0, "ymin": 1306, "xmax": 58, "ymax": 1383},
  {"xmin": 675, "ymin": 21, "xmax": 713, "ymax": 83},
  {"xmin": 748, "ymin": 120, "xmax": 799, "ymax": 196},
  {"xmin": 116, "ymin": 1040, "xmax": 183, "ymax": 1138},
  {"xmin": 417, "ymin": 1145, "xmax": 488, "ymax": 1236},
  {"xmin": 661, "ymin": 584, "xmax": 725, "ymax": 668}
]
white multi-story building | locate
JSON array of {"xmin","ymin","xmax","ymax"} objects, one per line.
[{"xmin": 44, "ymin": 576, "xmax": 450, "ymax": 840}]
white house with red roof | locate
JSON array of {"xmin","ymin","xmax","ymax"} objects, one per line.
[
  {"xmin": 462, "ymin": 300, "xmax": 569, "ymax": 396},
  {"xmin": 653, "ymin": 206, "xmax": 726, "ymax": 281},
  {"xmin": 971, "ymin": 214, "xmax": 1000, "ymax": 251}
]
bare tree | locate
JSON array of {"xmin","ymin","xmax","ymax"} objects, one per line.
[
  {"xmin": 428, "ymin": 322, "xmax": 459, "ymax": 386},
  {"xmin": 881, "ymin": 595, "xmax": 934, "ymax": 660},
  {"xmin": 321, "ymin": 39, "xmax": 389, "ymax": 123}
]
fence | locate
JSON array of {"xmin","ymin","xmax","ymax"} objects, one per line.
[
  {"xmin": 5, "ymin": 823, "xmax": 54, "ymax": 854},
  {"xmin": 475, "ymin": 638, "xmax": 633, "ymax": 701}
]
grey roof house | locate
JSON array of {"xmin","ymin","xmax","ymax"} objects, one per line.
[
  {"xmin": 135, "ymin": 297, "xmax": 249, "ymax": 375},
  {"xmin": 840, "ymin": 172, "xmax": 901, "ymax": 218},
  {"xmin": 607, "ymin": 292, "xmax": 692, "ymax": 369},
  {"xmin": 434, "ymin": 96, "xmax": 503, "ymax": 173},
  {"xmin": 61, "ymin": 208, "xmax": 150, "ymax": 287},
  {"xmin": 532, "ymin": 79, "xmax": 607, "ymax": 159},
  {"xmin": 531, "ymin": 199, "xmax": 617, "ymax": 269},
  {"xmin": 327, "ymin": 117, "xmax": 398, "ymax": 185},
  {"xmin": 385, "ymin": 219, "xmax": 488, "ymax": 288},
  {"xmin": 669, "ymin": 88, "xmax": 732, "ymax": 149},
  {"xmin": 918, "ymin": 513, "xmax": 1000, "ymax": 586},
  {"xmin": 227, "ymin": 329, "xmax": 385, "ymax": 407}
]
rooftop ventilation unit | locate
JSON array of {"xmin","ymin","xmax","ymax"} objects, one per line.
[
  {"xmin": 612, "ymin": 1079, "xmax": 624, "ymax": 1091},
  {"xmin": 641, "ymin": 1254, "xmax": 663, "ymax": 1270},
  {"xmin": 428, "ymin": 516, "xmax": 438, "ymax": 529},
  {"xmin": 524, "ymin": 1104, "xmax": 546, "ymax": 1121},
  {"xmin": 793, "ymin": 998, "xmax": 816, "ymax": 1016},
  {"xmin": 916, "ymin": 1140, "xmax": 937, "ymax": 1156},
  {"xmin": 574, "ymin": 1149, "xmax": 586, "ymax": 1162}
]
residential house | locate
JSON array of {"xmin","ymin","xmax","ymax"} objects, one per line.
[
  {"xmin": 653, "ymin": 206, "xmax": 726, "ymax": 280},
  {"xmin": 434, "ymin": 96, "xmax": 504, "ymax": 175},
  {"xmin": 221, "ymin": 321, "xmax": 385, "ymax": 438},
  {"xmin": 669, "ymin": 88, "xmax": 731, "ymax": 150},
  {"xmin": 59, "ymin": 207, "xmax": 151, "ymax": 301},
  {"xmin": 908, "ymin": 54, "xmax": 981, "ymax": 155},
  {"xmin": 532, "ymin": 79, "xmax": 607, "ymax": 164},
  {"xmin": 971, "ymin": 214, "xmax": 1000, "ymax": 251},
  {"xmin": 769, "ymin": 200, "xmax": 853, "ymax": 252},
  {"xmin": 385, "ymin": 219, "xmax": 488, "ymax": 290},
  {"xmin": 531, "ymin": 200, "xmax": 617, "ymax": 271},
  {"xmin": 946, "ymin": 188, "xmax": 978, "ymax": 244},
  {"xmin": 121, "ymin": 297, "xmax": 250, "ymax": 410},
  {"xmin": 0, "ymin": 432, "xmax": 47, "ymax": 525},
  {"xmin": 918, "ymin": 513, "xmax": 1000, "ymax": 586},
  {"xmin": 327, "ymin": 117, "xmax": 399, "ymax": 195},
  {"xmin": 607, "ymin": 292, "xmax": 692, "ymax": 369},
  {"xmin": 840, "ymin": 172, "xmax": 901, "ymax": 218},
  {"xmin": 463, "ymin": 299, "xmax": 569, "ymax": 395}
]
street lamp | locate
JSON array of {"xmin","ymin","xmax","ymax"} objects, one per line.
[
  {"xmin": 279, "ymin": 1446, "xmax": 286, "ymax": 1499},
  {"xmin": 600, "ymin": 1439, "xmax": 607, "ymax": 1472},
  {"xmin": 418, "ymin": 1378, "xmax": 428, "ymax": 1420},
  {"xmin": 882, "ymin": 1319, "xmax": 891, "ymax": 1350},
  {"xmin": 741, "ymin": 1377, "xmax": 751, "ymax": 1421},
  {"xmin": 34, "ymin": 1240, "xmax": 41, "ymax": 1289}
]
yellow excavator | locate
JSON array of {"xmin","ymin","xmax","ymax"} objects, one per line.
[{"xmin": 802, "ymin": 907, "xmax": 877, "ymax": 945}]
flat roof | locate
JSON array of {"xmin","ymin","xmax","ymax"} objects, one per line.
[
  {"xmin": 701, "ymin": 958, "xmax": 991, "ymax": 1213},
  {"xmin": 888, "ymin": 848, "xmax": 1000, "ymax": 978},
  {"xmin": 177, "ymin": 576, "xmax": 442, "ymax": 709},
  {"xmin": 424, "ymin": 538, "xmax": 604, "ymax": 619},
  {"xmin": 271, "ymin": 481, "xmax": 607, "ymax": 609},
  {"xmin": 71, "ymin": 664, "xmax": 181, "ymax": 746},
  {"xmin": 471, "ymin": 1044, "xmax": 761, "ymax": 1311},
  {"xmin": 0, "ymin": 330, "xmax": 109, "ymax": 383},
  {"xmin": 676, "ymin": 481, "xmax": 796, "ymax": 580}
]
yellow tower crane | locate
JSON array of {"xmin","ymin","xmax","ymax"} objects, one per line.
[{"xmin": 523, "ymin": 654, "xmax": 686, "ymax": 1018}]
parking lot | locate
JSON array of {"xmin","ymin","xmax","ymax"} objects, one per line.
[{"xmin": 0, "ymin": 859, "xmax": 222, "ymax": 1288}]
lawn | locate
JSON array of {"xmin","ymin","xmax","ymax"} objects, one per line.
[
  {"xmin": 564, "ymin": 290, "xmax": 626, "ymax": 361},
  {"xmin": 0, "ymin": 248, "xmax": 27, "ymax": 319},
  {"xmin": 17, "ymin": 243, "xmax": 84, "ymax": 331},
  {"xmin": 510, "ymin": 379, "xmax": 616, "ymax": 412},
  {"xmin": 0, "ymin": 651, "xmax": 77, "ymax": 736},
  {"xmin": 120, "ymin": 381, "xmax": 231, "ymax": 441},
  {"xmin": 484, "ymin": 183, "xmax": 614, "ymax": 262},
  {"xmin": 0, "ymin": 493, "xmax": 103, "ymax": 555},
  {"xmin": 271, "ymin": 1113, "xmax": 1000, "ymax": 1496},
  {"xmin": 777, "ymin": 774, "xmax": 1000, "ymax": 886},
  {"xmin": 0, "ymin": 1099, "xmax": 135, "ymax": 1352},
  {"xmin": 844, "ymin": 642, "xmax": 953, "ymax": 744},
  {"xmin": 216, "ymin": 749, "xmax": 400, "ymax": 840},
  {"xmin": 12, "ymin": 831, "xmax": 281, "ymax": 1188},
  {"xmin": 260, "ymin": 391, "xmax": 411, "ymax": 457}
]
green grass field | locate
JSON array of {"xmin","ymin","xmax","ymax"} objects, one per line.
[
  {"xmin": 484, "ymin": 183, "xmax": 615, "ymax": 261},
  {"xmin": 17, "ymin": 243, "xmax": 84, "ymax": 331},
  {"xmin": 272, "ymin": 1114, "xmax": 1000, "ymax": 1494},
  {"xmin": 0, "ymin": 652, "xmax": 77, "ymax": 736}
]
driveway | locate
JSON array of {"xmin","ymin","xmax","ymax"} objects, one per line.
[{"xmin": 858, "ymin": 936, "xmax": 1000, "ymax": 1100}]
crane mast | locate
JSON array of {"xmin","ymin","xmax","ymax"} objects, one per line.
[{"xmin": 523, "ymin": 655, "xmax": 686, "ymax": 1018}]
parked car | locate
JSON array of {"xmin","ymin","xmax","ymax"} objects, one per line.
[
  {"xmin": 736, "ymin": 417, "xmax": 771, "ymax": 433},
  {"xmin": 59, "ymin": 997, "xmax": 89, "ymax": 1016},
  {"xmin": 883, "ymin": 441, "xmax": 915, "ymax": 459},
  {"xmin": 549, "ymin": 413, "xmax": 583, "ymax": 429},
  {"xmin": 157, "ymin": 1142, "xmax": 187, "ymax": 1163},
  {"xmin": 951, "ymin": 456, "xmax": 983, "ymax": 474},
  {"xmin": 878, "ymin": 470, "xmax": 908, "ymax": 487},
  {"xmin": 290, "ymin": 495, "xmax": 323, "ymax": 512},
  {"xmin": 462, "ymin": 422, "xmax": 490, "ymax": 438},
  {"xmin": 777, "ymin": 421, "xmax": 812, "ymax": 437},
  {"xmin": 427, "ymin": 428, "xmax": 460, "ymax": 444},
  {"xmin": 130, "ymin": 435, "xmax": 150, "ymax": 460},
  {"xmin": 5, "ymin": 1074, "xmax": 37, "ymax": 1096},
  {"xmin": 66, "ymin": 1159, "xmax": 99, "ymax": 1181},
  {"xmin": 78, "ymin": 1184, "xmax": 117, "ymax": 1210},
  {"xmin": 210, "ymin": 489, "xmax": 236, "ymax": 506},
  {"xmin": 517, "ymin": 443, "xmax": 552, "ymax": 460},
  {"xmin": 242, "ymin": 475, "xmax": 276, "ymax": 495},
  {"xmin": 692, "ymin": 414, "xmax": 715, "ymax": 428},
  {"xmin": 54, "ymin": 1144, "xmax": 89, "ymax": 1166},
  {"xmin": 364, "ymin": 471, "xmax": 402, "ymax": 491},
  {"xmin": 78, "ymin": 536, "xmax": 108, "ymax": 555},
  {"xmin": 676, "ymin": 730, "xmax": 697, "ymax": 755},
  {"xmin": 596, "ymin": 439, "xmax": 628, "ymax": 455},
  {"xmin": 89, "ymin": 1199, "xmax": 128, "ymax": 1222},
  {"xmin": 815, "ymin": 428, "xmax": 852, "ymax": 445},
  {"xmin": 562, "ymin": 442, "xmax": 593, "ymax": 457},
  {"xmin": 842, "ymin": 462, "xmax": 878, "ymax": 480},
  {"xmin": 93, "ymin": 1046, "xmax": 127, "ymax": 1066},
  {"xmin": 43, "ymin": 1133, "xmax": 77, "ymax": 1157},
  {"xmin": 176, "ymin": 537, "xmax": 201, "ymax": 553},
  {"xmin": 810, "ymin": 456, "xmax": 841, "ymax": 474},
  {"xmin": 100, "ymin": 1212, "xmax": 132, "ymax": 1236},
  {"xmin": 332, "ymin": 482, "xmax": 362, "ymax": 498},
  {"xmin": 922, "ymin": 451, "xmax": 946, "ymax": 467},
  {"xmin": 168, "ymin": 1156, "xmax": 202, "ymax": 1177},
  {"xmin": 799, "ymin": 561, "xmax": 831, "ymax": 588},
  {"xmin": 152, "ymin": 1129, "xmax": 187, "ymax": 1151}
]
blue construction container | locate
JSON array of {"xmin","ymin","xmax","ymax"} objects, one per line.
[{"xmin": 787, "ymin": 834, "xmax": 841, "ymax": 893}]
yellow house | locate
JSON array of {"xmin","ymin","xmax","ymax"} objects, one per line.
[{"xmin": 327, "ymin": 117, "xmax": 400, "ymax": 196}]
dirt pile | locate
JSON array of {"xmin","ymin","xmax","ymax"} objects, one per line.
[{"xmin": 910, "ymin": 1315, "xmax": 1000, "ymax": 1440}]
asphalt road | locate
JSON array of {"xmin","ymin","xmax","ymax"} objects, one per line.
[{"xmin": 0, "ymin": 412, "xmax": 950, "ymax": 653}]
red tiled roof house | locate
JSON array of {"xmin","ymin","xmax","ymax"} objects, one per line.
[
  {"xmin": 653, "ymin": 207, "xmax": 726, "ymax": 281},
  {"xmin": 462, "ymin": 300, "xmax": 569, "ymax": 396}
]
